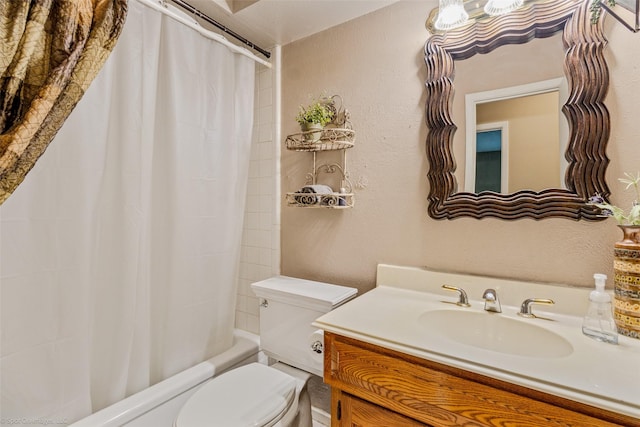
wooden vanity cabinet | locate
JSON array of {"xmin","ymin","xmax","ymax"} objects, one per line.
[
  {"xmin": 332, "ymin": 390, "xmax": 426, "ymax": 426},
  {"xmin": 323, "ymin": 332, "xmax": 639, "ymax": 427}
]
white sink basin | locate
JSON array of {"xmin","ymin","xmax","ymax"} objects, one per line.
[{"xmin": 419, "ymin": 309, "xmax": 574, "ymax": 358}]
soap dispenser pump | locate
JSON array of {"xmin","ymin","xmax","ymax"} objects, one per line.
[{"xmin": 582, "ymin": 274, "xmax": 618, "ymax": 345}]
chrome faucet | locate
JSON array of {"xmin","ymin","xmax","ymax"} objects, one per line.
[
  {"xmin": 441, "ymin": 285, "xmax": 471, "ymax": 307},
  {"xmin": 482, "ymin": 288, "xmax": 501, "ymax": 313},
  {"xmin": 518, "ymin": 298, "xmax": 554, "ymax": 318}
]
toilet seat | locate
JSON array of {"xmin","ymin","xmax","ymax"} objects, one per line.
[{"xmin": 175, "ymin": 363, "xmax": 297, "ymax": 427}]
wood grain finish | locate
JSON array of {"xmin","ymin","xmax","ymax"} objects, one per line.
[
  {"xmin": 332, "ymin": 390, "xmax": 428, "ymax": 427},
  {"xmin": 324, "ymin": 332, "xmax": 639, "ymax": 427},
  {"xmin": 424, "ymin": 0, "xmax": 610, "ymax": 220}
]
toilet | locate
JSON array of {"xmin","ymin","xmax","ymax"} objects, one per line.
[{"xmin": 174, "ymin": 276, "xmax": 357, "ymax": 427}]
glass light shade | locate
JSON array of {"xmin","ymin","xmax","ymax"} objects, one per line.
[
  {"xmin": 434, "ymin": 0, "xmax": 469, "ymax": 30},
  {"xmin": 484, "ymin": 0, "xmax": 524, "ymax": 16}
]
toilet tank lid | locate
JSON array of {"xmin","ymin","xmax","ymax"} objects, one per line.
[{"xmin": 251, "ymin": 276, "xmax": 357, "ymax": 312}]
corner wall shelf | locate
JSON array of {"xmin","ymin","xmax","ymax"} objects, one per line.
[
  {"xmin": 285, "ymin": 95, "xmax": 355, "ymax": 209},
  {"xmin": 284, "ymin": 129, "xmax": 355, "ymax": 151}
]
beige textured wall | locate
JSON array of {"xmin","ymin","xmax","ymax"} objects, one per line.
[{"xmin": 281, "ymin": 1, "xmax": 640, "ymax": 295}]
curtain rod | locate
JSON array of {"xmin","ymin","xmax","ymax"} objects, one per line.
[
  {"xmin": 139, "ymin": 0, "xmax": 271, "ymax": 67},
  {"xmin": 170, "ymin": 0, "xmax": 272, "ymax": 59}
]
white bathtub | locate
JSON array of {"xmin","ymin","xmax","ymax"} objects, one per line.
[{"xmin": 70, "ymin": 329, "xmax": 261, "ymax": 427}]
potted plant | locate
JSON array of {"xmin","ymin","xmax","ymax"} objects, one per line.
[
  {"xmin": 589, "ymin": 172, "xmax": 640, "ymax": 340},
  {"xmin": 295, "ymin": 98, "xmax": 334, "ymax": 142}
]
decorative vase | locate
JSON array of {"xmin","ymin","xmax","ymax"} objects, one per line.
[
  {"xmin": 301, "ymin": 122, "xmax": 322, "ymax": 143},
  {"xmin": 613, "ymin": 225, "xmax": 640, "ymax": 339}
]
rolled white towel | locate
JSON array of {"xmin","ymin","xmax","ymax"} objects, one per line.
[{"xmin": 295, "ymin": 184, "xmax": 333, "ymax": 205}]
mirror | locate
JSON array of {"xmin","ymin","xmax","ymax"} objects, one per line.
[
  {"xmin": 424, "ymin": 0, "xmax": 610, "ymax": 220},
  {"xmin": 464, "ymin": 77, "xmax": 569, "ymax": 194}
]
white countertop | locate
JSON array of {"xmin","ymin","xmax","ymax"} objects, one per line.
[{"xmin": 313, "ymin": 264, "xmax": 640, "ymax": 419}]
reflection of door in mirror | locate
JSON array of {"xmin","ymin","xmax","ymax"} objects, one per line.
[
  {"xmin": 464, "ymin": 78, "xmax": 568, "ymax": 193},
  {"xmin": 473, "ymin": 123, "xmax": 508, "ymax": 193}
]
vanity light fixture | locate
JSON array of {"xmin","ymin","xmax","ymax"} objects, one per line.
[
  {"xmin": 484, "ymin": 0, "xmax": 524, "ymax": 16},
  {"xmin": 435, "ymin": 0, "xmax": 469, "ymax": 30}
]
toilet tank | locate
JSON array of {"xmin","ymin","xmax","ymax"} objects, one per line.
[{"xmin": 251, "ymin": 276, "xmax": 357, "ymax": 377}]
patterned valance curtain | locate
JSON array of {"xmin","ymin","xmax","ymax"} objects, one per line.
[{"xmin": 0, "ymin": 0, "xmax": 127, "ymax": 204}]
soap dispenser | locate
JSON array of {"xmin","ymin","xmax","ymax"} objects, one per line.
[{"xmin": 582, "ymin": 274, "xmax": 618, "ymax": 345}]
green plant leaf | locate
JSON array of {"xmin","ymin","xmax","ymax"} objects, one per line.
[
  {"xmin": 295, "ymin": 98, "xmax": 335, "ymax": 126},
  {"xmin": 590, "ymin": 170, "xmax": 640, "ymax": 225},
  {"xmin": 630, "ymin": 204, "xmax": 640, "ymax": 225}
]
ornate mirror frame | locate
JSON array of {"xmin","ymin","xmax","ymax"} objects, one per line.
[{"xmin": 424, "ymin": 0, "xmax": 609, "ymax": 220}]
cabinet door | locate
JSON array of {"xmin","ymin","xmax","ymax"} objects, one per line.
[
  {"xmin": 324, "ymin": 332, "xmax": 637, "ymax": 427},
  {"xmin": 332, "ymin": 389, "xmax": 428, "ymax": 427}
]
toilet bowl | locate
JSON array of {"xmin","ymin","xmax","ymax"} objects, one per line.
[{"xmin": 174, "ymin": 276, "xmax": 357, "ymax": 427}]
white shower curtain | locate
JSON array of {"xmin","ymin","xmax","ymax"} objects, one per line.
[{"xmin": 0, "ymin": 0, "xmax": 255, "ymax": 423}]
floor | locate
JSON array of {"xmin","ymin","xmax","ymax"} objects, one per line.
[{"xmin": 309, "ymin": 375, "xmax": 331, "ymax": 426}]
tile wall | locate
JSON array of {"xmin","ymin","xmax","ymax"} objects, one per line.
[{"xmin": 235, "ymin": 63, "xmax": 279, "ymax": 334}]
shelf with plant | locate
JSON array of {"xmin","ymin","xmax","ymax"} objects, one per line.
[
  {"xmin": 286, "ymin": 95, "xmax": 355, "ymax": 151},
  {"xmin": 285, "ymin": 94, "xmax": 356, "ymax": 209}
]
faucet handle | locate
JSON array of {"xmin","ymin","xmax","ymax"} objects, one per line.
[
  {"xmin": 518, "ymin": 298, "xmax": 554, "ymax": 318},
  {"xmin": 442, "ymin": 285, "xmax": 471, "ymax": 307}
]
